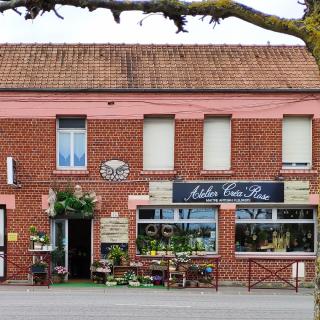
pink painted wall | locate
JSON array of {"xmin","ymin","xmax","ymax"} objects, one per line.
[{"xmin": 0, "ymin": 92, "xmax": 319, "ymax": 119}]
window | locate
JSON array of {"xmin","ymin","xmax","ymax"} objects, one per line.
[
  {"xmin": 235, "ymin": 208, "xmax": 316, "ymax": 254},
  {"xmin": 136, "ymin": 208, "xmax": 217, "ymax": 255},
  {"xmin": 203, "ymin": 117, "xmax": 231, "ymax": 170},
  {"xmin": 57, "ymin": 118, "xmax": 86, "ymax": 169},
  {"xmin": 282, "ymin": 117, "xmax": 311, "ymax": 168},
  {"xmin": 143, "ymin": 118, "xmax": 174, "ymax": 170}
]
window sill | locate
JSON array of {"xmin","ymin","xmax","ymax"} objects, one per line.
[
  {"xmin": 140, "ymin": 170, "xmax": 177, "ymax": 175},
  {"xmin": 136, "ymin": 254, "xmax": 220, "ymax": 259},
  {"xmin": 279, "ymin": 169, "xmax": 317, "ymax": 175},
  {"xmin": 53, "ymin": 170, "xmax": 89, "ymax": 176},
  {"xmin": 200, "ymin": 170, "xmax": 233, "ymax": 176},
  {"xmin": 235, "ymin": 254, "xmax": 316, "ymax": 260}
]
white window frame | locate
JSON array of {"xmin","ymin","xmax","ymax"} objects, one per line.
[
  {"xmin": 235, "ymin": 207, "xmax": 316, "ymax": 256},
  {"xmin": 56, "ymin": 118, "xmax": 87, "ymax": 170},
  {"xmin": 282, "ymin": 117, "xmax": 312, "ymax": 169},
  {"xmin": 136, "ymin": 207, "xmax": 218, "ymax": 255}
]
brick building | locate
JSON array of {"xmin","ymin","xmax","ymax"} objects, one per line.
[{"xmin": 0, "ymin": 43, "xmax": 319, "ymax": 285}]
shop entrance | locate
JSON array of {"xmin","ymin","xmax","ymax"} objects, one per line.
[{"xmin": 68, "ymin": 220, "xmax": 91, "ymax": 279}]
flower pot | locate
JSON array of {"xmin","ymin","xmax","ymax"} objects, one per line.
[
  {"xmin": 128, "ymin": 281, "xmax": 140, "ymax": 287},
  {"xmin": 29, "ymin": 240, "xmax": 35, "ymax": 250},
  {"xmin": 153, "ymin": 280, "xmax": 162, "ymax": 285},
  {"xmin": 150, "ymin": 250, "xmax": 157, "ymax": 256},
  {"xmin": 31, "ymin": 265, "xmax": 46, "ymax": 273},
  {"xmin": 34, "ymin": 242, "xmax": 43, "ymax": 250},
  {"xmin": 106, "ymin": 281, "xmax": 117, "ymax": 287},
  {"xmin": 52, "ymin": 274, "xmax": 65, "ymax": 283},
  {"xmin": 205, "ymin": 267, "xmax": 213, "ymax": 273}
]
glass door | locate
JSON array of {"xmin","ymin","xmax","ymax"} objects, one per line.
[
  {"xmin": 0, "ymin": 209, "xmax": 5, "ymax": 279},
  {"xmin": 52, "ymin": 219, "xmax": 68, "ymax": 279}
]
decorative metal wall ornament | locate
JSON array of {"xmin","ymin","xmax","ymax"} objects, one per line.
[{"xmin": 100, "ymin": 159, "xmax": 130, "ymax": 181}]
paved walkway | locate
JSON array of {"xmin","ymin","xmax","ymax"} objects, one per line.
[{"xmin": 0, "ymin": 286, "xmax": 314, "ymax": 320}]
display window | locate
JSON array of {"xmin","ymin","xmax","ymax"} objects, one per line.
[
  {"xmin": 136, "ymin": 208, "xmax": 217, "ymax": 255},
  {"xmin": 235, "ymin": 208, "xmax": 316, "ymax": 254}
]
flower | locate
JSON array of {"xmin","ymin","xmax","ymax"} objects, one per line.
[
  {"xmin": 123, "ymin": 270, "xmax": 136, "ymax": 282},
  {"xmin": 91, "ymin": 260, "xmax": 111, "ymax": 272},
  {"xmin": 137, "ymin": 275, "xmax": 153, "ymax": 284},
  {"xmin": 172, "ymin": 252, "xmax": 191, "ymax": 265},
  {"xmin": 152, "ymin": 275, "xmax": 162, "ymax": 281},
  {"xmin": 29, "ymin": 226, "xmax": 50, "ymax": 245},
  {"xmin": 54, "ymin": 266, "xmax": 68, "ymax": 276}
]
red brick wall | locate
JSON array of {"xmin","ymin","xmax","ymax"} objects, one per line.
[{"xmin": 0, "ymin": 117, "xmax": 316, "ymax": 284}]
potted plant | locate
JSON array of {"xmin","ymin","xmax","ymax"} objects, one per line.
[
  {"xmin": 166, "ymin": 243, "xmax": 174, "ymax": 256},
  {"xmin": 53, "ymin": 265, "xmax": 68, "ymax": 283},
  {"xmin": 115, "ymin": 277, "xmax": 128, "ymax": 285},
  {"xmin": 92, "ymin": 274, "xmax": 104, "ymax": 284},
  {"xmin": 31, "ymin": 261, "xmax": 48, "ymax": 273},
  {"xmin": 120, "ymin": 252, "xmax": 130, "ymax": 266},
  {"xmin": 150, "ymin": 240, "xmax": 158, "ymax": 256},
  {"xmin": 128, "ymin": 273, "xmax": 140, "ymax": 287},
  {"xmin": 149, "ymin": 259, "xmax": 167, "ymax": 271},
  {"xmin": 91, "ymin": 260, "xmax": 111, "ymax": 273},
  {"xmin": 152, "ymin": 274, "xmax": 162, "ymax": 285},
  {"xmin": 123, "ymin": 270, "xmax": 136, "ymax": 284},
  {"xmin": 47, "ymin": 185, "xmax": 97, "ymax": 219},
  {"xmin": 106, "ymin": 275, "xmax": 117, "ymax": 287},
  {"xmin": 137, "ymin": 275, "xmax": 153, "ymax": 287},
  {"xmin": 29, "ymin": 226, "xmax": 51, "ymax": 251},
  {"xmin": 157, "ymin": 241, "xmax": 167, "ymax": 256},
  {"xmin": 107, "ymin": 245, "xmax": 125, "ymax": 266},
  {"xmin": 174, "ymin": 252, "xmax": 191, "ymax": 271}
]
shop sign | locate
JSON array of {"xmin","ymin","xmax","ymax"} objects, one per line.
[{"xmin": 172, "ymin": 182, "xmax": 284, "ymax": 203}]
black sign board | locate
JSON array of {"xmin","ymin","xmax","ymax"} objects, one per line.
[{"xmin": 172, "ymin": 182, "xmax": 284, "ymax": 203}]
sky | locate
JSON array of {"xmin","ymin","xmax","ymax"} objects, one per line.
[{"xmin": 0, "ymin": 0, "xmax": 306, "ymax": 45}]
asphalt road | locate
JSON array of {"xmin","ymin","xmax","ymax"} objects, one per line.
[{"xmin": 0, "ymin": 287, "xmax": 313, "ymax": 320}]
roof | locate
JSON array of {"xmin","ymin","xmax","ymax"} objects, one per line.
[{"xmin": 0, "ymin": 43, "xmax": 319, "ymax": 91}]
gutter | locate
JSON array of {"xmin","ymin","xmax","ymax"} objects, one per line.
[{"xmin": 0, "ymin": 88, "xmax": 319, "ymax": 93}]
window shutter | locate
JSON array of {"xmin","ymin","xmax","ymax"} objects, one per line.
[
  {"xmin": 203, "ymin": 117, "xmax": 231, "ymax": 170},
  {"xmin": 143, "ymin": 118, "xmax": 174, "ymax": 170},
  {"xmin": 282, "ymin": 117, "xmax": 311, "ymax": 167}
]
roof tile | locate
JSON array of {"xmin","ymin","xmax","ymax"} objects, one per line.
[{"xmin": 0, "ymin": 43, "xmax": 318, "ymax": 89}]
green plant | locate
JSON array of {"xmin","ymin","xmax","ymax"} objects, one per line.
[
  {"xmin": 107, "ymin": 245, "xmax": 125, "ymax": 266},
  {"xmin": 137, "ymin": 275, "xmax": 153, "ymax": 284},
  {"xmin": 158, "ymin": 241, "xmax": 167, "ymax": 251},
  {"xmin": 123, "ymin": 270, "xmax": 136, "ymax": 282},
  {"xmin": 50, "ymin": 187, "xmax": 97, "ymax": 218},
  {"xmin": 106, "ymin": 275, "xmax": 115, "ymax": 282},
  {"xmin": 29, "ymin": 227, "xmax": 50, "ymax": 245},
  {"xmin": 31, "ymin": 260, "xmax": 48, "ymax": 268},
  {"xmin": 29, "ymin": 225, "xmax": 37, "ymax": 235},
  {"xmin": 195, "ymin": 240, "xmax": 205, "ymax": 251},
  {"xmin": 150, "ymin": 240, "xmax": 158, "ymax": 251}
]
